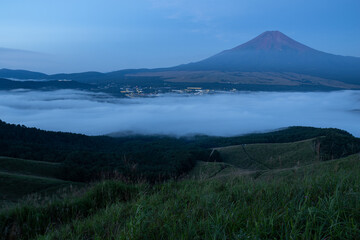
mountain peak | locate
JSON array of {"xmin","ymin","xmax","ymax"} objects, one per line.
[{"xmin": 231, "ymin": 31, "xmax": 313, "ymax": 52}]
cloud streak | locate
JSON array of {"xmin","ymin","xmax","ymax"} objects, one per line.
[
  {"xmin": 148, "ymin": 0, "xmax": 213, "ymax": 22},
  {"xmin": 0, "ymin": 90, "xmax": 360, "ymax": 137},
  {"xmin": 0, "ymin": 48, "xmax": 56, "ymax": 73}
]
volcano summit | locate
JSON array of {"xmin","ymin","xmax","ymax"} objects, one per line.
[{"xmin": 165, "ymin": 31, "xmax": 360, "ymax": 85}]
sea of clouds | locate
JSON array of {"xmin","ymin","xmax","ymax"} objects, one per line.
[{"xmin": 0, "ymin": 89, "xmax": 359, "ymax": 137}]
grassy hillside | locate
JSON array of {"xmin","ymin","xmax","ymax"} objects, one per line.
[
  {"xmin": 216, "ymin": 138, "xmax": 320, "ymax": 170},
  {"xmin": 1, "ymin": 153, "xmax": 359, "ymax": 239},
  {"xmin": 0, "ymin": 157, "xmax": 75, "ymax": 204},
  {"xmin": 1, "ymin": 121, "xmax": 360, "ymax": 239},
  {"xmin": 186, "ymin": 161, "xmax": 239, "ymax": 180},
  {"xmin": 188, "ymin": 139, "xmax": 323, "ymax": 180}
]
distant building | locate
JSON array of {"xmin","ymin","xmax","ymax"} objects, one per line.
[{"xmin": 187, "ymin": 87, "xmax": 202, "ymax": 90}]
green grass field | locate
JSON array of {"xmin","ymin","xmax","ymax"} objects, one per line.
[
  {"xmin": 1, "ymin": 136, "xmax": 359, "ymax": 239},
  {"xmin": 1, "ymin": 152, "xmax": 359, "ymax": 239}
]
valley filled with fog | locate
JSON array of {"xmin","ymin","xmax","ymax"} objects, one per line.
[{"xmin": 1, "ymin": 89, "xmax": 360, "ymax": 137}]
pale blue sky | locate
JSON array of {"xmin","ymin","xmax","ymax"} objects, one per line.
[{"xmin": 0, "ymin": 0, "xmax": 359, "ymax": 73}]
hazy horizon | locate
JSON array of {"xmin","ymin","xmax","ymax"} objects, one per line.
[
  {"xmin": 1, "ymin": 0, "xmax": 360, "ymax": 73},
  {"xmin": 1, "ymin": 90, "xmax": 359, "ymax": 137}
]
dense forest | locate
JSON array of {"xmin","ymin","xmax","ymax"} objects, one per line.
[
  {"xmin": 1, "ymin": 120, "xmax": 359, "ymax": 183},
  {"xmin": 0, "ymin": 120, "xmax": 212, "ymax": 182}
]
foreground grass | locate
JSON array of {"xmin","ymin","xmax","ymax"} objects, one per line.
[
  {"xmin": 0, "ymin": 182, "xmax": 140, "ymax": 240},
  {"xmin": 1, "ymin": 154, "xmax": 360, "ymax": 239}
]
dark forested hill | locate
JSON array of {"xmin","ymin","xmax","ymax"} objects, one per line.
[
  {"xmin": 1, "ymin": 120, "xmax": 360, "ymax": 184},
  {"xmin": 0, "ymin": 120, "xmax": 201, "ymax": 182}
]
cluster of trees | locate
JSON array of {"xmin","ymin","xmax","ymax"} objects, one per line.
[
  {"xmin": 1, "ymin": 120, "xmax": 359, "ymax": 183},
  {"xmin": 0, "ymin": 120, "xmax": 213, "ymax": 182}
]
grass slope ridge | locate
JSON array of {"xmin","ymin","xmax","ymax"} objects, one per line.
[{"xmin": 216, "ymin": 138, "xmax": 320, "ymax": 170}]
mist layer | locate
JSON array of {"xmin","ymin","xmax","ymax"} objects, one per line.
[{"xmin": 0, "ymin": 90, "xmax": 359, "ymax": 137}]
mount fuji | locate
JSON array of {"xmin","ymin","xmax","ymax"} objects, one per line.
[{"xmin": 1, "ymin": 31, "xmax": 360, "ymax": 90}]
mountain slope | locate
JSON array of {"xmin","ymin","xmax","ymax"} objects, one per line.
[{"xmin": 173, "ymin": 31, "xmax": 360, "ymax": 85}]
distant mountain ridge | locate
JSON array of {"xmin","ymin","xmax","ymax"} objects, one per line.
[
  {"xmin": 1, "ymin": 31, "xmax": 360, "ymax": 89},
  {"xmin": 0, "ymin": 78, "xmax": 92, "ymax": 90}
]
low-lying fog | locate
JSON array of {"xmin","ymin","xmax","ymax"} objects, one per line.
[{"xmin": 1, "ymin": 89, "xmax": 360, "ymax": 137}]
